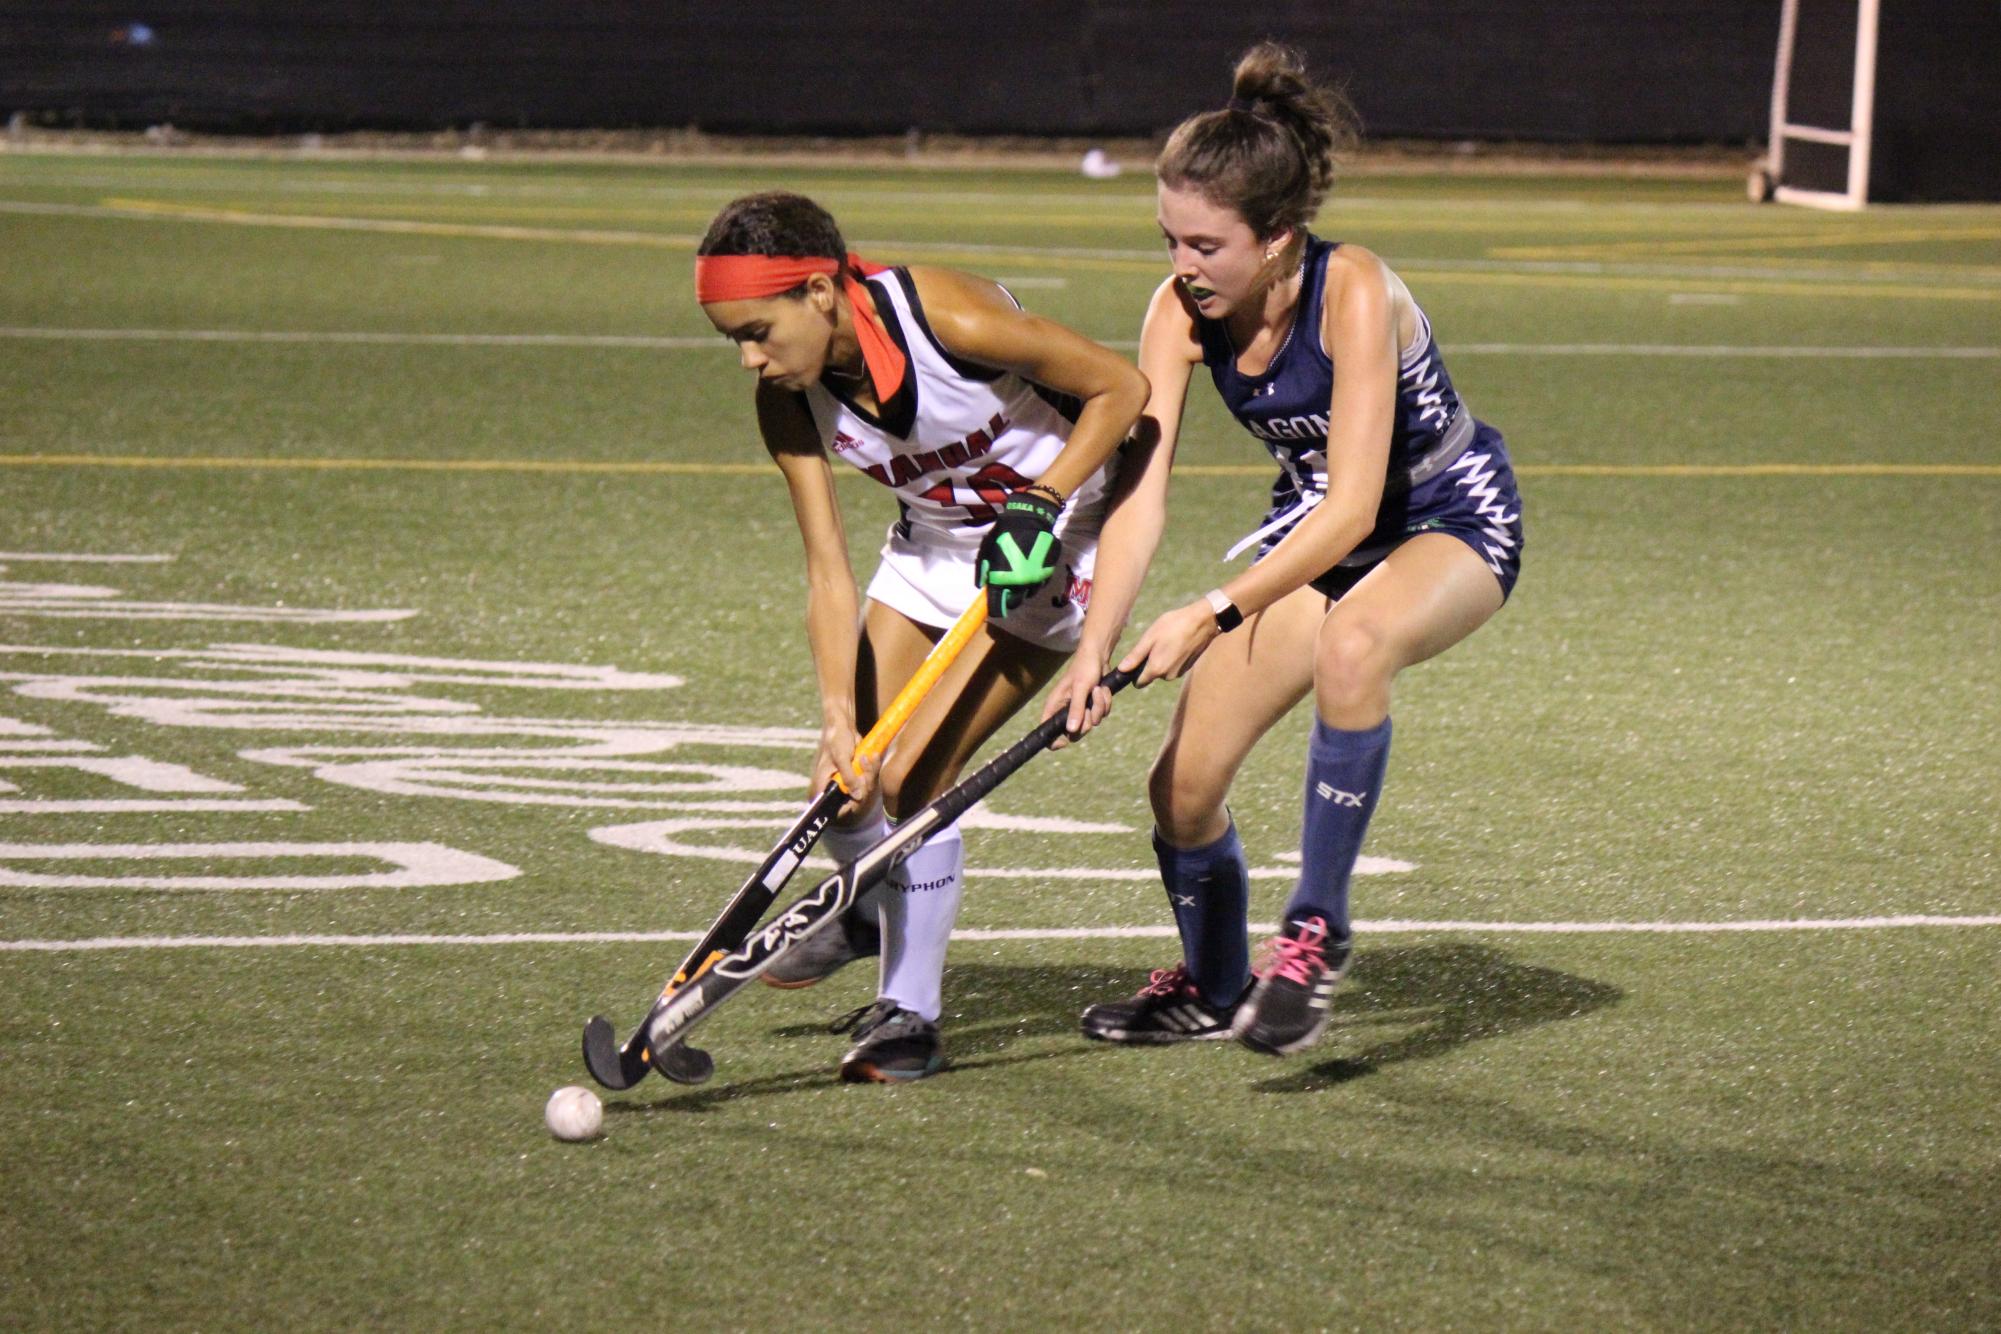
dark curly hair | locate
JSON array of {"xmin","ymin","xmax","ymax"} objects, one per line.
[
  {"xmin": 697, "ymin": 191, "xmax": 848, "ymax": 297},
  {"xmin": 1157, "ymin": 42, "xmax": 1361, "ymax": 240}
]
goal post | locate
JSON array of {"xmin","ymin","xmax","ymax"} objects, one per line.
[{"xmin": 1762, "ymin": 0, "xmax": 1880, "ymax": 210}]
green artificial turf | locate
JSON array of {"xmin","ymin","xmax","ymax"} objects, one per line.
[{"xmin": 1, "ymin": 149, "xmax": 1996, "ymax": 1329}]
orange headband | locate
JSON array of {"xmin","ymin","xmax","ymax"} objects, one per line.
[{"xmin": 694, "ymin": 252, "xmax": 905, "ymax": 405}]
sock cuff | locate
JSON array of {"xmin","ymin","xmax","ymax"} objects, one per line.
[
  {"xmin": 821, "ymin": 811, "xmax": 889, "ymax": 861},
  {"xmin": 1152, "ymin": 819, "xmax": 1242, "ymax": 868},
  {"xmin": 1309, "ymin": 714, "xmax": 1392, "ymax": 757},
  {"xmin": 889, "ymin": 814, "xmax": 963, "ymax": 852}
]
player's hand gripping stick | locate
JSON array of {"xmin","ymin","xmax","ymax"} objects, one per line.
[
  {"xmin": 641, "ymin": 666, "xmax": 1141, "ymax": 1071},
  {"xmin": 582, "ymin": 598, "xmax": 987, "ymax": 1090},
  {"xmin": 975, "ymin": 486, "xmax": 1063, "ymax": 618}
]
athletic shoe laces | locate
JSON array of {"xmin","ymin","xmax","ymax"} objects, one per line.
[
  {"xmin": 828, "ymin": 1000, "xmax": 898, "ymax": 1035},
  {"xmin": 1139, "ymin": 963, "xmax": 1195, "ymax": 998},
  {"xmin": 1267, "ymin": 918, "xmax": 1330, "ymax": 986}
]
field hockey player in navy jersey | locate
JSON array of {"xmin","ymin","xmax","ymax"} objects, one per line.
[
  {"xmin": 1047, "ymin": 44, "xmax": 1526, "ymax": 1055},
  {"xmin": 697, "ymin": 192, "xmax": 1149, "ymax": 1080}
]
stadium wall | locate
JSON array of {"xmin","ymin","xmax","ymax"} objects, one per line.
[
  {"xmin": 3, "ymin": 1, "xmax": 1784, "ymax": 143},
  {"xmin": 1866, "ymin": 2, "xmax": 2001, "ymax": 203}
]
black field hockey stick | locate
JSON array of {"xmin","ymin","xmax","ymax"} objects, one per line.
[
  {"xmin": 640, "ymin": 665, "xmax": 1141, "ymax": 1072},
  {"xmin": 583, "ymin": 599, "xmax": 987, "ymax": 1090}
]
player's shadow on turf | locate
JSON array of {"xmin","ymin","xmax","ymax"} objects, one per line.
[
  {"xmin": 616, "ymin": 944, "xmax": 1615, "ymax": 1106},
  {"xmin": 1246, "ymin": 942, "xmax": 1624, "ymax": 1093},
  {"xmin": 935, "ymin": 943, "xmax": 1619, "ymax": 1080},
  {"xmin": 930, "ymin": 944, "xmax": 1620, "ymax": 1088}
]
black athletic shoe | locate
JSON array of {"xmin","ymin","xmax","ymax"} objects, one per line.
[
  {"xmin": 1080, "ymin": 962, "xmax": 1244, "ymax": 1043},
  {"xmin": 762, "ymin": 907, "xmax": 881, "ymax": 989},
  {"xmin": 836, "ymin": 1000, "xmax": 945, "ymax": 1083},
  {"xmin": 1231, "ymin": 916, "xmax": 1350, "ymax": 1056}
]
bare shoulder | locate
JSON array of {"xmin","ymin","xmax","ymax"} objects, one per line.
[
  {"xmin": 1142, "ymin": 274, "xmax": 1205, "ymax": 362},
  {"xmin": 1323, "ymin": 243, "xmax": 1394, "ymax": 307},
  {"xmin": 904, "ymin": 264, "xmax": 1016, "ymax": 321},
  {"xmin": 1320, "ymin": 243, "xmax": 1408, "ymax": 351}
]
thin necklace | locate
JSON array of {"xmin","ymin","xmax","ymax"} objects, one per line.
[{"xmin": 1231, "ymin": 252, "xmax": 1310, "ymax": 367}]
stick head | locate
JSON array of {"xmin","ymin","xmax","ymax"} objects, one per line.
[
  {"xmin": 582, "ymin": 1015, "xmax": 643, "ymax": 1090},
  {"xmin": 655, "ymin": 1042, "xmax": 715, "ymax": 1085}
]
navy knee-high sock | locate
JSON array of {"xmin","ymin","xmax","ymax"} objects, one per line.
[
  {"xmin": 1153, "ymin": 823, "xmax": 1251, "ymax": 1008},
  {"xmin": 1285, "ymin": 716, "xmax": 1392, "ymax": 944}
]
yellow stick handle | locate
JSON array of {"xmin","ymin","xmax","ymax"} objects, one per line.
[
  {"xmin": 841, "ymin": 598, "xmax": 987, "ymax": 789},
  {"xmin": 658, "ymin": 600, "xmax": 987, "ymax": 996}
]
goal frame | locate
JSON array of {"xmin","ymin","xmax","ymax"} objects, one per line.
[{"xmin": 1766, "ymin": 0, "xmax": 1880, "ymax": 210}]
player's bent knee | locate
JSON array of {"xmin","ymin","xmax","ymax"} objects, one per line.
[
  {"xmin": 1314, "ymin": 619, "xmax": 1392, "ymax": 711},
  {"xmin": 1147, "ymin": 753, "xmax": 1227, "ymax": 846}
]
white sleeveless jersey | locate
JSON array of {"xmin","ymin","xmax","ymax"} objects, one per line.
[{"xmin": 800, "ymin": 268, "xmax": 1114, "ymax": 551}]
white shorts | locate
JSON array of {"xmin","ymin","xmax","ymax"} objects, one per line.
[{"xmin": 866, "ymin": 518, "xmax": 1098, "ymax": 654}]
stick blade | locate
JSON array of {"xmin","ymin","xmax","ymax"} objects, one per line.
[
  {"xmin": 581, "ymin": 1015, "xmax": 642, "ymax": 1090},
  {"xmin": 656, "ymin": 1042, "xmax": 715, "ymax": 1085}
]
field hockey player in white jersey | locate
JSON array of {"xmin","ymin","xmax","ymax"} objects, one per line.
[
  {"xmin": 696, "ymin": 192, "xmax": 1149, "ymax": 1081},
  {"xmin": 1053, "ymin": 44, "xmax": 1526, "ymax": 1056}
]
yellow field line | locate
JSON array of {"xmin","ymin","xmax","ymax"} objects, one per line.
[
  {"xmin": 1494, "ymin": 223, "xmax": 2001, "ymax": 261},
  {"xmin": 1404, "ymin": 268, "xmax": 2001, "ymax": 302},
  {"xmin": 133, "ymin": 196, "xmax": 1179, "ymax": 231},
  {"xmin": 81, "ymin": 198, "xmax": 2001, "ymax": 299},
  {"xmin": 1509, "ymin": 463, "xmax": 2001, "ymax": 477},
  {"xmin": 100, "ymin": 197, "xmax": 700, "ymax": 249},
  {"xmin": 5, "ymin": 454, "xmax": 1996, "ymax": 479},
  {"xmin": 100, "ymin": 195, "xmax": 1880, "ymax": 238},
  {"xmin": 98, "ymin": 193, "xmax": 1999, "ymax": 256},
  {"xmin": 0, "ymin": 456, "xmax": 772, "ymax": 478},
  {"xmin": 92, "ymin": 197, "xmax": 1165, "ymax": 272}
]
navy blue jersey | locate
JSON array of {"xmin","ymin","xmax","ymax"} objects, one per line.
[{"xmin": 1196, "ymin": 234, "xmax": 1474, "ymax": 560}]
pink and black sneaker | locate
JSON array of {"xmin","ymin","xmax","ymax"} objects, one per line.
[
  {"xmin": 1231, "ymin": 916, "xmax": 1351, "ymax": 1055},
  {"xmin": 1080, "ymin": 962, "xmax": 1245, "ymax": 1043}
]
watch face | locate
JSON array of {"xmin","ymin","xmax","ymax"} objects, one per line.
[{"xmin": 1204, "ymin": 590, "xmax": 1242, "ymax": 632}]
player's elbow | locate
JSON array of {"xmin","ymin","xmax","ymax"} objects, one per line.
[
  {"xmin": 1100, "ymin": 370, "xmax": 1151, "ymax": 461},
  {"xmin": 1113, "ymin": 364, "xmax": 1151, "ymax": 423}
]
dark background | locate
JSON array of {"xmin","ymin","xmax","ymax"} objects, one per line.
[
  {"xmin": 4, "ymin": 1, "xmax": 1787, "ymax": 141},
  {"xmin": 5, "ymin": 2, "xmax": 1996, "ymax": 197}
]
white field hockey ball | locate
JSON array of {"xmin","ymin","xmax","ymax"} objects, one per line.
[{"xmin": 544, "ymin": 1085, "xmax": 604, "ymax": 1142}]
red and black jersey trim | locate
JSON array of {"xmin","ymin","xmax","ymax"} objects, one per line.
[
  {"xmin": 821, "ymin": 274, "xmax": 920, "ymax": 440},
  {"xmin": 891, "ymin": 269, "xmax": 1007, "ymax": 385},
  {"xmin": 1029, "ymin": 381, "xmax": 1083, "ymax": 425}
]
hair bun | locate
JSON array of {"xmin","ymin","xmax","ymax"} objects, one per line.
[{"xmin": 1159, "ymin": 43, "xmax": 1359, "ymax": 240}]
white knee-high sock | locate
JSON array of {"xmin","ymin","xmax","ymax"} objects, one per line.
[
  {"xmin": 878, "ymin": 817, "xmax": 965, "ymax": 1022},
  {"xmin": 822, "ymin": 807, "xmax": 889, "ymax": 928}
]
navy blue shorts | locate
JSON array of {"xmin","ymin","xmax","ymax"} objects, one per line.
[{"xmin": 1291, "ymin": 425, "xmax": 1525, "ymax": 603}]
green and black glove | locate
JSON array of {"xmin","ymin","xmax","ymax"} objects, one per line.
[{"xmin": 975, "ymin": 486, "xmax": 1063, "ymax": 619}]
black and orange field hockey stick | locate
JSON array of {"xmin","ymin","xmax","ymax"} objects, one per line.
[
  {"xmin": 583, "ymin": 598, "xmax": 988, "ymax": 1089},
  {"xmin": 636, "ymin": 666, "xmax": 1141, "ymax": 1078}
]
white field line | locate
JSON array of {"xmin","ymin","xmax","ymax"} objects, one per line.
[
  {"xmin": 2, "ymin": 174, "xmax": 1775, "ymax": 213},
  {"xmin": 8, "ymin": 200, "xmax": 1998, "ymax": 288},
  {"xmin": 0, "ymin": 326, "xmax": 720, "ymax": 349},
  {"xmin": 2, "ymin": 326, "xmax": 1996, "ymax": 360},
  {"xmin": 0, "ymin": 551, "xmax": 175, "ymax": 563},
  {"xmin": 0, "ymin": 172, "xmax": 1655, "ymax": 211},
  {"xmin": 0, "ymin": 799, "xmax": 309, "ymax": 813},
  {"xmin": 5, "ymin": 915, "xmax": 2000, "ymax": 952}
]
